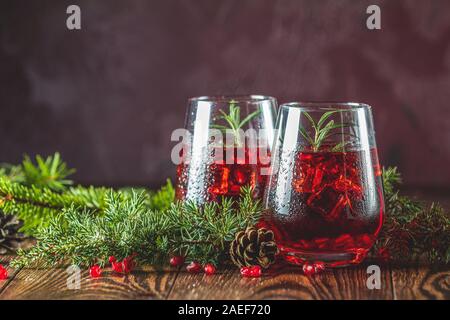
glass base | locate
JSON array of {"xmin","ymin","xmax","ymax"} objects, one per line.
[{"xmin": 282, "ymin": 248, "xmax": 368, "ymax": 268}]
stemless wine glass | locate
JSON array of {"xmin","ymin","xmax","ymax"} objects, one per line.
[
  {"xmin": 261, "ymin": 102, "xmax": 384, "ymax": 267},
  {"xmin": 175, "ymin": 95, "xmax": 277, "ymax": 203}
]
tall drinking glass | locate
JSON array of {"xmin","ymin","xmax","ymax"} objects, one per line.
[
  {"xmin": 175, "ymin": 95, "xmax": 277, "ymax": 203},
  {"xmin": 261, "ymin": 102, "xmax": 384, "ymax": 267}
]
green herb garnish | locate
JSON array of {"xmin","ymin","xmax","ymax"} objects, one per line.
[
  {"xmin": 299, "ymin": 110, "xmax": 350, "ymax": 152},
  {"xmin": 211, "ymin": 100, "xmax": 261, "ymax": 147}
]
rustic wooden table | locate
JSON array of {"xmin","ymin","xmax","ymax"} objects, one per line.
[{"xmin": 0, "ymin": 255, "xmax": 448, "ymax": 300}]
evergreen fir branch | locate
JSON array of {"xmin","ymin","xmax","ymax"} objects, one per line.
[
  {"xmin": 0, "ymin": 170, "xmax": 174, "ymax": 237},
  {"xmin": 373, "ymin": 167, "xmax": 450, "ymax": 263},
  {"xmin": 165, "ymin": 187, "xmax": 262, "ymax": 264},
  {"xmin": 0, "ymin": 152, "xmax": 77, "ymax": 234},
  {"xmin": 20, "ymin": 153, "xmax": 75, "ymax": 191},
  {"xmin": 381, "ymin": 166, "xmax": 402, "ymax": 195},
  {"xmin": 0, "ymin": 164, "xmax": 23, "ymax": 182},
  {"xmin": 0, "ymin": 178, "xmax": 82, "ymax": 209},
  {"xmin": 0, "ymin": 153, "xmax": 176, "ymax": 254},
  {"xmin": 147, "ymin": 179, "xmax": 175, "ymax": 210},
  {"xmin": 1, "ymin": 153, "xmax": 75, "ymax": 190},
  {"xmin": 118, "ymin": 179, "xmax": 174, "ymax": 211},
  {"xmin": 1, "ymin": 201, "xmax": 61, "ymax": 234},
  {"xmin": 0, "ymin": 178, "xmax": 105, "ymax": 234},
  {"xmin": 65, "ymin": 185, "xmax": 108, "ymax": 210},
  {"xmin": 11, "ymin": 191, "xmax": 152, "ymax": 268},
  {"xmin": 11, "ymin": 187, "xmax": 263, "ymax": 268}
]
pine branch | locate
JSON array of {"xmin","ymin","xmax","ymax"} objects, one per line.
[
  {"xmin": 147, "ymin": 179, "xmax": 175, "ymax": 211},
  {"xmin": 65, "ymin": 186, "xmax": 108, "ymax": 210},
  {"xmin": 0, "ymin": 164, "xmax": 23, "ymax": 182},
  {"xmin": 165, "ymin": 186, "xmax": 262, "ymax": 264},
  {"xmin": 0, "ymin": 178, "xmax": 81, "ymax": 210},
  {"xmin": 11, "ymin": 187, "xmax": 263, "ymax": 268},
  {"xmin": 0, "ymin": 152, "xmax": 77, "ymax": 233},
  {"xmin": 0, "ymin": 178, "xmax": 106, "ymax": 234},
  {"xmin": 17, "ymin": 153, "xmax": 75, "ymax": 191},
  {"xmin": 373, "ymin": 167, "xmax": 450, "ymax": 263},
  {"xmin": 0, "ymin": 170, "xmax": 175, "ymax": 237}
]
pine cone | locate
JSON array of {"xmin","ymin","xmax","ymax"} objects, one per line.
[
  {"xmin": 230, "ymin": 227, "xmax": 278, "ymax": 269},
  {"xmin": 0, "ymin": 213, "xmax": 26, "ymax": 254}
]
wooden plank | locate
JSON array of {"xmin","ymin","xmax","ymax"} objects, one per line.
[
  {"xmin": 0, "ymin": 255, "xmax": 21, "ymax": 294},
  {"xmin": 168, "ymin": 264, "xmax": 393, "ymax": 300},
  {"xmin": 0, "ymin": 265, "xmax": 179, "ymax": 300},
  {"xmin": 391, "ymin": 264, "xmax": 450, "ymax": 300}
]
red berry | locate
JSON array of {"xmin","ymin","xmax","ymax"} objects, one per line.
[
  {"xmin": 110, "ymin": 255, "xmax": 135, "ymax": 274},
  {"xmin": 186, "ymin": 261, "xmax": 202, "ymax": 273},
  {"xmin": 0, "ymin": 265, "xmax": 8, "ymax": 280},
  {"xmin": 122, "ymin": 256, "xmax": 134, "ymax": 273},
  {"xmin": 240, "ymin": 265, "xmax": 261, "ymax": 278},
  {"xmin": 249, "ymin": 265, "xmax": 262, "ymax": 277},
  {"xmin": 89, "ymin": 265, "xmax": 102, "ymax": 278},
  {"xmin": 303, "ymin": 263, "xmax": 316, "ymax": 276},
  {"xmin": 170, "ymin": 255, "xmax": 185, "ymax": 267},
  {"xmin": 111, "ymin": 261, "xmax": 124, "ymax": 273},
  {"xmin": 313, "ymin": 261, "xmax": 326, "ymax": 273},
  {"xmin": 240, "ymin": 266, "xmax": 251, "ymax": 277},
  {"xmin": 204, "ymin": 263, "xmax": 216, "ymax": 275}
]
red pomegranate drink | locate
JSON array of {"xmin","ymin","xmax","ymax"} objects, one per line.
[
  {"xmin": 176, "ymin": 146, "xmax": 271, "ymax": 201},
  {"xmin": 262, "ymin": 102, "xmax": 384, "ymax": 267},
  {"xmin": 175, "ymin": 96, "xmax": 277, "ymax": 204},
  {"xmin": 261, "ymin": 148, "xmax": 383, "ymax": 267}
]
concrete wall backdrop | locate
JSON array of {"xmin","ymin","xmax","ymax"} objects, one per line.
[{"xmin": 0, "ymin": 0, "xmax": 449, "ymax": 188}]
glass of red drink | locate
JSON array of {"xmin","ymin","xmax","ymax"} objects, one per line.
[
  {"xmin": 261, "ymin": 102, "xmax": 384, "ymax": 267},
  {"xmin": 175, "ymin": 95, "xmax": 277, "ymax": 203}
]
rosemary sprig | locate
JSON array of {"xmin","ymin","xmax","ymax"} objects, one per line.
[
  {"xmin": 331, "ymin": 141, "xmax": 351, "ymax": 152},
  {"xmin": 299, "ymin": 110, "xmax": 349, "ymax": 152},
  {"xmin": 211, "ymin": 100, "xmax": 261, "ymax": 147}
]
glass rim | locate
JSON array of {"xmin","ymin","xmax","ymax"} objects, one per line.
[
  {"xmin": 188, "ymin": 95, "xmax": 277, "ymax": 104},
  {"xmin": 280, "ymin": 101, "xmax": 371, "ymax": 111}
]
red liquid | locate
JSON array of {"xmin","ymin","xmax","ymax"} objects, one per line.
[
  {"xmin": 260, "ymin": 148, "xmax": 383, "ymax": 267},
  {"xmin": 176, "ymin": 147, "xmax": 271, "ymax": 202}
]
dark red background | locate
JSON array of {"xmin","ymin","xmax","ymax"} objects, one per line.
[{"xmin": 0, "ymin": 0, "xmax": 449, "ymax": 189}]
